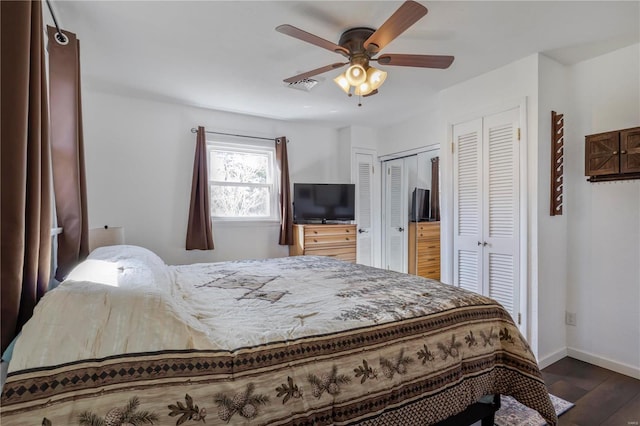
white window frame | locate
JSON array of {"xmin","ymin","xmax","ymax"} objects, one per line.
[{"xmin": 207, "ymin": 140, "xmax": 280, "ymax": 223}]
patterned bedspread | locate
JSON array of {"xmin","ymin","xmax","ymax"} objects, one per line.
[{"xmin": 1, "ymin": 254, "xmax": 557, "ymax": 425}]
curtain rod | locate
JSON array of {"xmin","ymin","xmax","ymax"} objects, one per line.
[
  {"xmin": 45, "ymin": 0, "xmax": 68, "ymax": 44},
  {"xmin": 191, "ymin": 128, "xmax": 278, "ymax": 142}
]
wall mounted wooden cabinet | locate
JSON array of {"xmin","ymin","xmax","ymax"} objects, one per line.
[{"xmin": 585, "ymin": 126, "xmax": 640, "ymax": 182}]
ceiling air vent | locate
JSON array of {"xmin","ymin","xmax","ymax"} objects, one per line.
[{"xmin": 286, "ymin": 78, "xmax": 319, "ymax": 92}]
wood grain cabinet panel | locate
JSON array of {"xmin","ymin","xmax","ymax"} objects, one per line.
[
  {"xmin": 585, "ymin": 126, "xmax": 640, "ymax": 181},
  {"xmin": 290, "ymin": 224, "xmax": 356, "ymax": 263},
  {"xmin": 621, "ymin": 127, "xmax": 640, "ymax": 173},
  {"xmin": 585, "ymin": 131, "xmax": 620, "ymax": 176},
  {"xmin": 408, "ymin": 221, "xmax": 440, "ymax": 280}
]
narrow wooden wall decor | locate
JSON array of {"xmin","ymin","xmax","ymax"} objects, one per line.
[{"xmin": 550, "ymin": 111, "xmax": 564, "ymax": 215}]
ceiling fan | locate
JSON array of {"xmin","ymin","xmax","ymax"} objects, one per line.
[{"xmin": 276, "ymin": 0, "xmax": 454, "ymax": 99}]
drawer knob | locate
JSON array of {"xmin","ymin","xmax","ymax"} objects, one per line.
[
  {"xmin": 345, "ymin": 237, "xmax": 349, "ymax": 241},
  {"xmin": 313, "ymin": 230, "xmax": 318, "ymax": 234},
  {"xmin": 345, "ymin": 229, "xmax": 350, "ymax": 233},
  {"xmin": 314, "ymin": 239, "xmax": 318, "ymax": 243}
]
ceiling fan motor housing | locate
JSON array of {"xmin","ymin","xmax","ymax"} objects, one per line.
[{"xmin": 338, "ymin": 27, "xmax": 376, "ymax": 59}]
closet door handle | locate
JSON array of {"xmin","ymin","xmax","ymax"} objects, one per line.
[
  {"xmin": 398, "ymin": 227, "xmax": 405, "ymax": 232},
  {"xmin": 483, "ymin": 241, "xmax": 488, "ymax": 246},
  {"xmin": 621, "ymin": 150, "xmax": 627, "ymax": 154},
  {"xmin": 477, "ymin": 241, "xmax": 482, "ymax": 246}
]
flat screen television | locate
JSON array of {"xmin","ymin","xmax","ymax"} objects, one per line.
[
  {"xmin": 293, "ymin": 183, "xmax": 355, "ymax": 224},
  {"xmin": 411, "ymin": 187, "xmax": 431, "ymax": 222}
]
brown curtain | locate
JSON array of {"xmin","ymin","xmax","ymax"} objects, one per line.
[
  {"xmin": 1, "ymin": 1, "xmax": 52, "ymax": 353},
  {"xmin": 186, "ymin": 126, "xmax": 214, "ymax": 250},
  {"xmin": 276, "ymin": 136, "xmax": 293, "ymax": 245},
  {"xmin": 430, "ymin": 156, "xmax": 440, "ymax": 221},
  {"xmin": 47, "ymin": 26, "xmax": 89, "ymax": 280}
]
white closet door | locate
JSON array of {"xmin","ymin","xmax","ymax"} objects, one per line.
[
  {"xmin": 384, "ymin": 159, "xmax": 406, "ymax": 272},
  {"xmin": 453, "ymin": 119, "xmax": 483, "ymax": 294},
  {"xmin": 482, "ymin": 108, "xmax": 520, "ymax": 321},
  {"xmin": 355, "ymin": 152, "xmax": 374, "ymax": 266}
]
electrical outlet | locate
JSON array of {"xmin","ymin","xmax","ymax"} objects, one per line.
[{"xmin": 565, "ymin": 311, "xmax": 577, "ymax": 326}]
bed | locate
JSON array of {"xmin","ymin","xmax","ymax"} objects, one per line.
[{"xmin": 1, "ymin": 245, "xmax": 557, "ymax": 425}]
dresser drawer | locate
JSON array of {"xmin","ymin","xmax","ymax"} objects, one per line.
[
  {"xmin": 306, "ymin": 246, "xmax": 356, "ymax": 260},
  {"xmin": 305, "ymin": 233, "xmax": 355, "ymax": 247},
  {"xmin": 418, "ymin": 264, "xmax": 440, "ymax": 280},
  {"xmin": 417, "ymin": 257, "xmax": 439, "ymax": 268},
  {"xmin": 416, "ymin": 223, "xmax": 439, "ymax": 241},
  {"xmin": 417, "ymin": 240, "xmax": 439, "ymax": 253},
  {"xmin": 303, "ymin": 225, "xmax": 355, "ymax": 237}
]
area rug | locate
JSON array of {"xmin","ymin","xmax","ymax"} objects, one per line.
[{"xmin": 494, "ymin": 394, "xmax": 574, "ymax": 426}]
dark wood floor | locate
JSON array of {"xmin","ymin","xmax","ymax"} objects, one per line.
[{"xmin": 541, "ymin": 357, "xmax": 640, "ymax": 426}]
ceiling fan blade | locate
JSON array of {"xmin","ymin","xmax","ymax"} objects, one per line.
[
  {"xmin": 283, "ymin": 62, "xmax": 348, "ymax": 83},
  {"xmin": 363, "ymin": 89, "xmax": 379, "ymax": 98},
  {"xmin": 364, "ymin": 0, "xmax": 428, "ymax": 54},
  {"xmin": 376, "ymin": 54, "xmax": 454, "ymax": 69},
  {"xmin": 276, "ymin": 24, "xmax": 350, "ymax": 57}
]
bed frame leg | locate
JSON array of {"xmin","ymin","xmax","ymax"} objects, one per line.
[
  {"xmin": 481, "ymin": 413, "xmax": 495, "ymax": 426},
  {"xmin": 481, "ymin": 394, "xmax": 500, "ymax": 426}
]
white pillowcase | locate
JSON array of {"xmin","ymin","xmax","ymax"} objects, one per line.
[{"xmin": 66, "ymin": 245, "xmax": 173, "ymax": 293}]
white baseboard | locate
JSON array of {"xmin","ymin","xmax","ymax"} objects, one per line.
[
  {"xmin": 567, "ymin": 347, "xmax": 640, "ymax": 379},
  {"xmin": 537, "ymin": 347, "xmax": 568, "ymax": 369}
]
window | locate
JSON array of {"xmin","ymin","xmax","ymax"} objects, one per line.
[{"xmin": 208, "ymin": 141, "xmax": 279, "ymax": 221}]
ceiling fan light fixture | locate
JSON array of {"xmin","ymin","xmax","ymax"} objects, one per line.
[
  {"xmin": 345, "ymin": 64, "xmax": 367, "ymax": 86},
  {"xmin": 355, "ymin": 81, "xmax": 373, "ymax": 96},
  {"xmin": 367, "ymin": 66, "xmax": 387, "ymax": 90},
  {"xmin": 333, "ymin": 72, "xmax": 351, "ymax": 94}
]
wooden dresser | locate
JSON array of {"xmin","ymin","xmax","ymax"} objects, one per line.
[
  {"xmin": 290, "ymin": 224, "xmax": 357, "ymax": 263},
  {"xmin": 408, "ymin": 221, "xmax": 440, "ymax": 280}
]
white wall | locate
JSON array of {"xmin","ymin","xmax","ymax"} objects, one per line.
[
  {"xmin": 536, "ymin": 54, "xmax": 570, "ymax": 365},
  {"xmin": 438, "ymin": 54, "xmax": 541, "ymax": 353},
  {"xmin": 377, "ymin": 96, "xmax": 441, "ymax": 157},
  {"xmin": 565, "ymin": 43, "xmax": 640, "ymax": 378},
  {"xmin": 83, "ymin": 90, "xmax": 347, "ymax": 265}
]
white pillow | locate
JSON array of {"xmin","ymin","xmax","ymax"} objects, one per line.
[
  {"xmin": 69, "ymin": 245, "xmax": 173, "ymax": 293},
  {"xmin": 88, "ymin": 244, "xmax": 166, "ymax": 267}
]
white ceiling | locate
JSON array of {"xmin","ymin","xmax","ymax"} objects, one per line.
[{"xmin": 52, "ymin": 1, "xmax": 639, "ymax": 129}]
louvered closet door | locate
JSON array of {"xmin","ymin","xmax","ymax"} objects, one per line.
[
  {"xmin": 355, "ymin": 153, "xmax": 374, "ymax": 266},
  {"xmin": 453, "ymin": 108, "xmax": 521, "ymax": 324},
  {"xmin": 482, "ymin": 108, "xmax": 520, "ymax": 321},
  {"xmin": 453, "ymin": 119, "xmax": 483, "ymax": 294},
  {"xmin": 384, "ymin": 159, "xmax": 406, "ymax": 272}
]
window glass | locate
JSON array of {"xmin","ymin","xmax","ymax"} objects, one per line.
[{"xmin": 208, "ymin": 142, "xmax": 278, "ymax": 221}]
